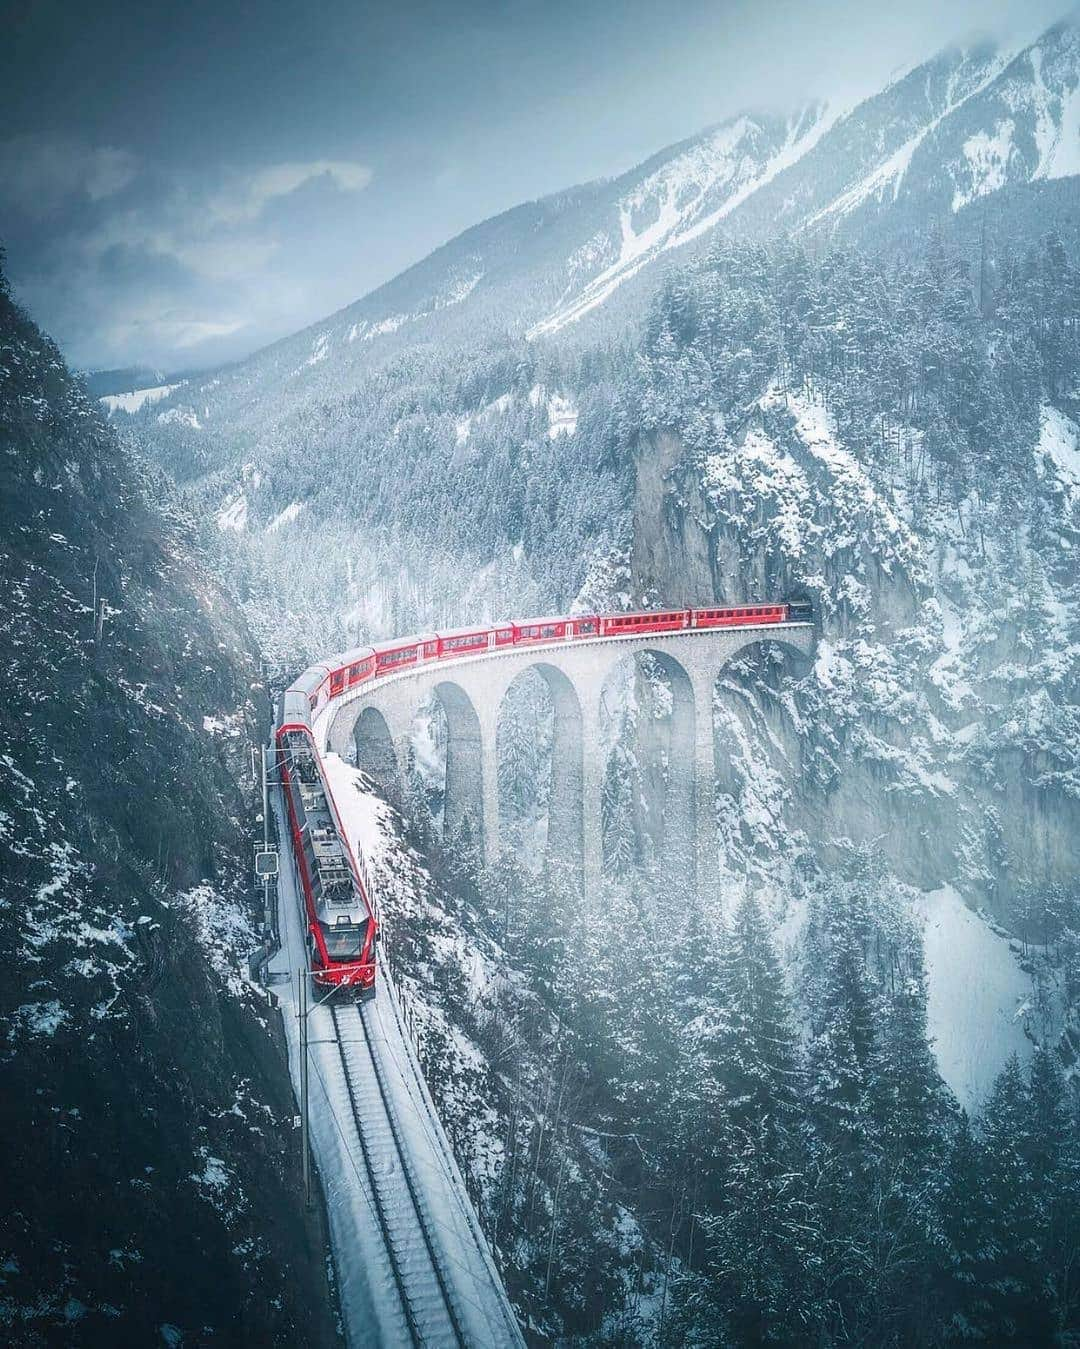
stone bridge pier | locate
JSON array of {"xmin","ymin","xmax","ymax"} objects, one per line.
[{"xmin": 323, "ymin": 625, "xmax": 814, "ymax": 898}]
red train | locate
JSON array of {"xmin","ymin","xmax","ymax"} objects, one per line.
[
  {"xmin": 275, "ymin": 718, "xmax": 377, "ymax": 996},
  {"xmin": 293, "ymin": 601, "xmax": 811, "ymax": 713},
  {"xmin": 276, "ymin": 599, "xmax": 810, "ymax": 994}
]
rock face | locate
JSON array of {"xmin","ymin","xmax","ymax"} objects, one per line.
[
  {"xmin": 0, "ymin": 271, "xmax": 337, "ymax": 1341},
  {"xmin": 629, "ymin": 325, "xmax": 1080, "ymax": 920}
]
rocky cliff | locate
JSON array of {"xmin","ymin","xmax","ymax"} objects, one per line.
[{"xmin": 0, "ymin": 265, "xmax": 337, "ymax": 1343}]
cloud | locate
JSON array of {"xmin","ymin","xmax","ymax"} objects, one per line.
[
  {"xmin": 0, "ymin": 137, "xmax": 375, "ymax": 368},
  {"xmin": 0, "ymin": 134, "xmax": 139, "ymax": 216},
  {"xmin": 210, "ymin": 159, "xmax": 373, "ymax": 223}
]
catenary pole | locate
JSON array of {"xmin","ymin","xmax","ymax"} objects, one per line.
[{"xmin": 300, "ymin": 968, "xmax": 311, "ymax": 1207}]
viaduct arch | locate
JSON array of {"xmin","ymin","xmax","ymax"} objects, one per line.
[{"xmin": 323, "ymin": 624, "xmax": 814, "ymax": 897}]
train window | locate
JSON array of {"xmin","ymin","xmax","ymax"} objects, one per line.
[
  {"xmin": 542, "ymin": 625, "xmax": 556, "ymax": 637},
  {"xmin": 578, "ymin": 621, "xmax": 594, "ymax": 633},
  {"xmin": 320, "ymin": 921, "xmax": 364, "ymax": 961}
]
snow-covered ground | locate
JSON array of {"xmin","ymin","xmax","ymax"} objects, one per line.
[
  {"xmin": 99, "ymin": 383, "xmax": 181, "ymax": 414},
  {"xmin": 913, "ymin": 885, "xmax": 1034, "ymax": 1110}
]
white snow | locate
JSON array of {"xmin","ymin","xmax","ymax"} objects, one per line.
[
  {"xmin": 1046, "ymin": 79, "xmax": 1080, "ymax": 178},
  {"xmin": 321, "ymin": 751, "xmax": 396, "ymax": 874},
  {"xmin": 804, "ymin": 50, "xmax": 1014, "ymax": 230},
  {"xmin": 266, "ymin": 501, "xmax": 305, "ymax": 532},
  {"xmin": 363, "ymin": 313, "xmax": 409, "ymax": 341},
  {"xmin": 216, "ymin": 496, "xmax": 248, "ymax": 532},
  {"xmin": 155, "ymin": 406, "xmax": 201, "ymax": 429},
  {"xmin": 545, "ymin": 393, "xmax": 578, "ymax": 438},
  {"xmin": 100, "ymin": 383, "xmax": 181, "ymax": 414},
  {"xmin": 1024, "ymin": 42, "xmax": 1080, "ymax": 181},
  {"xmin": 437, "ymin": 270, "xmax": 483, "ymax": 307},
  {"xmin": 913, "ymin": 885, "xmax": 1033, "ymax": 1110},
  {"xmin": 529, "ymin": 103, "xmax": 840, "ymax": 338},
  {"xmin": 952, "ymin": 119, "xmax": 1016, "ymax": 212},
  {"xmin": 11, "ymin": 999, "xmax": 69, "ymax": 1037},
  {"xmin": 265, "ymin": 777, "xmax": 524, "ymax": 1348},
  {"xmin": 453, "ymin": 392, "xmax": 515, "ymax": 446},
  {"xmin": 1036, "ymin": 403, "xmax": 1080, "ymax": 503},
  {"xmin": 306, "ymin": 332, "xmax": 331, "ymax": 366},
  {"xmin": 177, "ymin": 885, "xmax": 257, "ymax": 1000},
  {"xmin": 201, "ymin": 712, "xmax": 242, "ymax": 737}
]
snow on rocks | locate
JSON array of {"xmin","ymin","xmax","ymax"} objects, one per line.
[
  {"xmin": 10, "ymin": 1000, "xmax": 69, "ymax": 1038},
  {"xmin": 176, "ymin": 885, "xmax": 258, "ymax": 1000},
  {"xmin": 216, "ymin": 496, "xmax": 248, "ymax": 532},
  {"xmin": 266, "ymin": 502, "xmax": 305, "ymax": 532}
]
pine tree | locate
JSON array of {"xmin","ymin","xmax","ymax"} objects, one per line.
[
  {"xmin": 936, "ymin": 1111, "xmax": 992, "ymax": 1341},
  {"xmin": 677, "ymin": 893, "xmax": 814, "ymax": 1344},
  {"xmin": 977, "ymin": 1056, "xmax": 1048, "ymax": 1344}
]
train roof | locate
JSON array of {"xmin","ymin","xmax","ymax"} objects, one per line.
[
  {"xmin": 512, "ymin": 614, "xmax": 573, "ymax": 627},
  {"xmin": 323, "ymin": 644, "xmax": 376, "ymax": 671},
  {"xmin": 436, "ymin": 623, "xmax": 495, "ymax": 640},
  {"xmin": 606, "ymin": 606, "xmax": 687, "ymax": 618},
  {"xmin": 291, "ymin": 664, "xmax": 330, "ymax": 695},
  {"xmin": 371, "ymin": 632, "xmax": 438, "ymax": 654},
  {"xmin": 278, "ymin": 688, "xmax": 312, "ymax": 726}
]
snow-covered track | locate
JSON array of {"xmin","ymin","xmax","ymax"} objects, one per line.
[{"xmin": 329, "ymin": 1000, "xmax": 468, "ymax": 1348}]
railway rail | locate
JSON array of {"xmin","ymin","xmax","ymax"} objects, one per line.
[{"xmin": 330, "ymin": 1001, "xmax": 468, "ymax": 1347}]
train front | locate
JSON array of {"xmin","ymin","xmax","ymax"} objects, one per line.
[{"xmin": 276, "ymin": 716, "xmax": 378, "ymax": 1001}]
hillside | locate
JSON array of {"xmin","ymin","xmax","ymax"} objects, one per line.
[{"xmin": 0, "ymin": 265, "xmax": 337, "ymax": 1343}]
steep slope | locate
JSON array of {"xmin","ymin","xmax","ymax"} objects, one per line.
[
  {"xmin": 765, "ymin": 19, "xmax": 1080, "ymax": 242},
  {"xmin": 623, "ymin": 235, "xmax": 1079, "ymax": 992},
  {"xmin": 0, "ymin": 269, "xmax": 336, "ymax": 1343}
]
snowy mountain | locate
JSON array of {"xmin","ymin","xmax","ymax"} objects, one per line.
[{"xmin": 119, "ymin": 14, "xmax": 1079, "ymax": 461}]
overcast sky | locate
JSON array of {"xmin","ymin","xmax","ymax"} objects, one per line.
[{"xmin": 0, "ymin": 0, "xmax": 1067, "ymax": 372}]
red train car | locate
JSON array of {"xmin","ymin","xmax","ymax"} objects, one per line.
[
  {"xmin": 437, "ymin": 625, "xmax": 494, "ymax": 658},
  {"xmin": 275, "ymin": 720, "xmax": 377, "ymax": 996},
  {"xmin": 691, "ymin": 604, "xmax": 787, "ymax": 628},
  {"xmin": 372, "ymin": 633, "xmax": 438, "ymax": 675},
  {"xmin": 598, "ymin": 609, "xmax": 689, "ymax": 636}
]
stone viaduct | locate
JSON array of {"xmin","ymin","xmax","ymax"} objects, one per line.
[{"xmin": 321, "ymin": 623, "xmax": 814, "ymax": 896}]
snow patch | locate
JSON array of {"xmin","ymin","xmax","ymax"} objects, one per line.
[
  {"xmin": 529, "ymin": 103, "xmax": 839, "ymax": 338},
  {"xmin": 216, "ymin": 496, "xmax": 248, "ymax": 532},
  {"xmin": 10, "ymin": 1000, "xmax": 69, "ymax": 1038},
  {"xmin": 266, "ymin": 501, "xmax": 305, "ymax": 532},
  {"xmin": 363, "ymin": 313, "xmax": 409, "ymax": 341},
  {"xmin": 100, "ymin": 383, "xmax": 181, "ymax": 414},
  {"xmin": 156, "ymin": 406, "xmax": 201, "ymax": 429},
  {"xmin": 177, "ymin": 884, "xmax": 258, "ymax": 999},
  {"xmin": 306, "ymin": 332, "xmax": 331, "ymax": 366},
  {"xmin": 952, "ymin": 119, "xmax": 1016, "ymax": 212},
  {"xmin": 913, "ymin": 885, "xmax": 1033, "ymax": 1110}
]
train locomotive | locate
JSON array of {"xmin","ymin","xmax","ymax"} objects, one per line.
[
  {"xmin": 276, "ymin": 693, "xmax": 378, "ymax": 997},
  {"xmin": 277, "ymin": 599, "xmax": 811, "ymax": 995}
]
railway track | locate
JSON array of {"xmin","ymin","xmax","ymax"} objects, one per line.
[{"xmin": 330, "ymin": 1001, "xmax": 469, "ymax": 1348}]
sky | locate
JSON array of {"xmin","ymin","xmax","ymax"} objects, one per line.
[{"xmin": 0, "ymin": 0, "xmax": 1068, "ymax": 373}]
